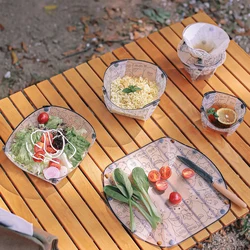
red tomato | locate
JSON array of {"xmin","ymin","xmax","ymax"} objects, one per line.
[
  {"xmin": 34, "ymin": 142, "xmax": 44, "ymax": 153},
  {"xmin": 155, "ymin": 180, "xmax": 168, "ymax": 191},
  {"xmin": 49, "ymin": 158, "xmax": 61, "ymax": 169},
  {"xmin": 208, "ymin": 114, "xmax": 216, "ymax": 123},
  {"xmin": 46, "ymin": 146, "xmax": 56, "ymax": 154},
  {"xmin": 148, "ymin": 170, "xmax": 161, "ymax": 183},
  {"xmin": 182, "ymin": 168, "xmax": 195, "ymax": 179},
  {"xmin": 41, "ymin": 132, "xmax": 53, "ymax": 146},
  {"xmin": 37, "ymin": 112, "xmax": 49, "ymax": 124},
  {"xmin": 33, "ymin": 151, "xmax": 45, "ymax": 162},
  {"xmin": 169, "ymin": 192, "xmax": 182, "ymax": 205},
  {"xmin": 49, "ymin": 162, "xmax": 61, "ymax": 170},
  {"xmin": 159, "ymin": 166, "xmax": 172, "ymax": 180}
]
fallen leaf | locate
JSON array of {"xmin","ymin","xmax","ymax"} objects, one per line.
[
  {"xmin": 75, "ymin": 43, "xmax": 85, "ymax": 51},
  {"xmin": 105, "ymin": 7, "xmax": 115, "ymax": 19},
  {"xmin": 67, "ymin": 26, "xmax": 76, "ymax": 32},
  {"xmin": 95, "ymin": 46, "xmax": 104, "ymax": 52},
  {"xmin": 84, "ymin": 24, "xmax": 89, "ymax": 34},
  {"xmin": 62, "ymin": 43, "xmax": 86, "ymax": 57},
  {"xmin": 236, "ymin": 18, "xmax": 245, "ymax": 28},
  {"xmin": 44, "ymin": 5, "xmax": 57, "ymax": 12},
  {"xmin": 80, "ymin": 16, "xmax": 90, "ymax": 23},
  {"xmin": 0, "ymin": 24, "xmax": 4, "ymax": 31},
  {"xmin": 11, "ymin": 51, "xmax": 18, "ymax": 64},
  {"xmin": 220, "ymin": 19, "xmax": 227, "ymax": 25},
  {"xmin": 82, "ymin": 33, "xmax": 95, "ymax": 41},
  {"xmin": 8, "ymin": 45, "xmax": 13, "ymax": 51},
  {"xmin": 94, "ymin": 31, "xmax": 102, "ymax": 37},
  {"xmin": 63, "ymin": 49, "xmax": 76, "ymax": 56},
  {"xmin": 133, "ymin": 31, "xmax": 141, "ymax": 40},
  {"xmin": 9, "ymin": 89, "xmax": 14, "ymax": 95},
  {"xmin": 90, "ymin": 54, "xmax": 98, "ymax": 60},
  {"xmin": 21, "ymin": 42, "xmax": 28, "ymax": 53},
  {"xmin": 128, "ymin": 17, "xmax": 139, "ymax": 22},
  {"xmin": 102, "ymin": 14, "xmax": 109, "ymax": 20}
]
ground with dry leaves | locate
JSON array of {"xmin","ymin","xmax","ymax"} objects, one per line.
[{"xmin": 0, "ymin": 1, "xmax": 249, "ymax": 249}]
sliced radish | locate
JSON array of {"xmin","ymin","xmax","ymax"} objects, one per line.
[
  {"xmin": 60, "ymin": 166, "xmax": 68, "ymax": 177},
  {"xmin": 43, "ymin": 167, "xmax": 60, "ymax": 180}
]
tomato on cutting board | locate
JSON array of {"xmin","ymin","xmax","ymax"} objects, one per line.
[
  {"xmin": 37, "ymin": 112, "xmax": 49, "ymax": 124},
  {"xmin": 148, "ymin": 170, "xmax": 161, "ymax": 183},
  {"xmin": 182, "ymin": 168, "xmax": 195, "ymax": 179},
  {"xmin": 169, "ymin": 192, "xmax": 182, "ymax": 205},
  {"xmin": 159, "ymin": 166, "xmax": 172, "ymax": 180},
  {"xmin": 155, "ymin": 180, "xmax": 168, "ymax": 191}
]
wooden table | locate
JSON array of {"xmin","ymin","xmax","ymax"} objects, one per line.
[{"xmin": 0, "ymin": 12, "xmax": 249, "ymax": 250}]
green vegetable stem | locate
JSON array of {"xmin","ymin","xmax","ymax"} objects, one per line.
[
  {"xmin": 113, "ymin": 168, "xmax": 135, "ymax": 232},
  {"xmin": 132, "ymin": 167, "xmax": 161, "ymax": 224}
]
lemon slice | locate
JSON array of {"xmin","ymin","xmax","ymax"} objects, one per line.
[{"xmin": 216, "ymin": 108, "xmax": 237, "ymax": 125}]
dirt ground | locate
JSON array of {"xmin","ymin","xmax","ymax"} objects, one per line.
[{"xmin": 0, "ymin": 1, "xmax": 249, "ymax": 249}]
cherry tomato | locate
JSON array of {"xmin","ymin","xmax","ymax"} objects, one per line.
[
  {"xmin": 46, "ymin": 146, "xmax": 56, "ymax": 154},
  {"xmin": 169, "ymin": 192, "xmax": 182, "ymax": 205},
  {"xmin": 41, "ymin": 132, "xmax": 53, "ymax": 146},
  {"xmin": 33, "ymin": 151, "xmax": 45, "ymax": 162},
  {"xmin": 159, "ymin": 166, "xmax": 172, "ymax": 180},
  {"xmin": 182, "ymin": 168, "xmax": 195, "ymax": 179},
  {"xmin": 34, "ymin": 142, "xmax": 44, "ymax": 153},
  {"xmin": 155, "ymin": 180, "xmax": 168, "ymax": 191},
  {"xmin": 148, "ymin": 170, "xmax": 161, "ymax": 183},
  {"xmin": 37, "ymin": 112, "xmax": 49, "ymax": 124},
  {"xmin": 49, "ymin": 162, "xmax": 61, "ymax": 170},
  {"xmin": 49, "ymin": 158, "xmax": 61, "ymax": 170},
  {"xmin": 208, "ymin": 114, "xmax": 216, "ymax": 123}
]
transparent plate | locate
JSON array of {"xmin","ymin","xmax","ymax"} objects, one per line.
[
  {"xmin": 103, "ymin": 137, "xmax": 230, "ymax": 247},
  {"xmin": 4, "ymin": 106, "xmax": 96, "ymax": 185}
]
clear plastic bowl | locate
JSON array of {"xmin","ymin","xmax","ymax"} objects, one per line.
[
  {"xmin": 201, "ymin": 91, "xmax": 246, "ymax": 136},
  {"xmin": 4, "ymin": 106, "xmax": 96, "ymax": 184},
  {"xmin": 103, "ymin": 59, "xmax": 167, "ymax": 120}
]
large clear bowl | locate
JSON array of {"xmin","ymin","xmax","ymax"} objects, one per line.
[
  {"xmin": 103, "ymin": 59, "xmax": 167, "ymax": 120},
  {"xmin": 4, "ymin": 106, "xmax": 96, "ymax": 185}
]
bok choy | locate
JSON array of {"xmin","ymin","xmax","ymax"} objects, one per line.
[{"xmin": 104, "ymin": 167, "xmax": 161, "ymax": 232}]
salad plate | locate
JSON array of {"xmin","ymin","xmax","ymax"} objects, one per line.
[
  {"xmin": 103, "ymin": 137, "xmax": 230, "ymax": 247},
  {"xmin": 4, "ymin": 106, "xmax": 96, "ymax": 185}
]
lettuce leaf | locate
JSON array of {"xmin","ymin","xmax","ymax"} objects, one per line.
[
  {"xmin": 45, "ymin": 116, "xmax": 63, "ymax": 129},
  {"xmin": 11, "ymin": 128, "xmax": 42, "ymax": 166},
  {"xmin": 64, "ymin": 127, "xmax": 90, "ymax": 167}
]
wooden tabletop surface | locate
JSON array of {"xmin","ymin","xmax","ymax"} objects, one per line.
[{"xmin": 0, "ymin": 12, "xmax": 249, "ymax": 250}]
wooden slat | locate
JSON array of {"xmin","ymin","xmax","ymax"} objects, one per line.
[
  {"xmin": 0, "ymin": 197, "xmax": 10, "ymax": 211},
  {"xmin": 27, "ymin": 83, "xmax": 141, "ymax": 250}
]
